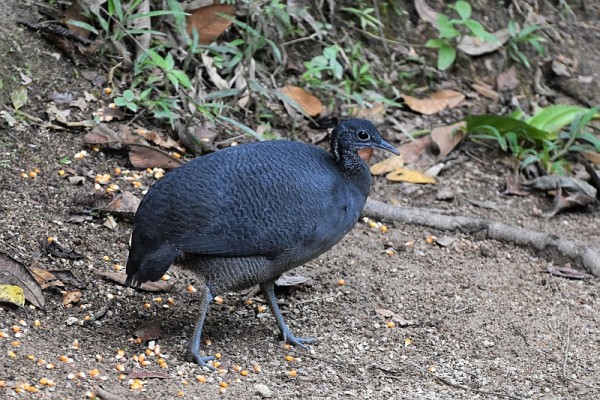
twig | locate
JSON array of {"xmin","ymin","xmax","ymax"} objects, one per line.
[{"xmin": 363, "ymin": 198, "xmax": 600, "ymax": 277}]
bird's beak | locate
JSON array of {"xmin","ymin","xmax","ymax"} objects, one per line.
[{"xmin": 373, "ymin": 139, "xmax": 400, "ymax": 156}]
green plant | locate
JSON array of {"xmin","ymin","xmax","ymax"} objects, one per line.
[
  {"xmin": 466, "ymin": 105, "xmax": 600, "ymax": 174},
  {"xmin": 507, "ymin": 21, "xmax": 545, "ymax": 69},
  {"xmin": 340, "ymin": 6, "xmax": 383, "ymax": 31},
  {"xmin": 425, "ymin": 0, "xmax": 498, "ymax": 70}
]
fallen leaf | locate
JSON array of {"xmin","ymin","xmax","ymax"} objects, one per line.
[
  {"xmin": 497, "ymin": 67, "xmax": 519, "ymax": 91},
  {"xmin": 351, "ymin": 103, "xmax": 386, "ymax": 125},
  {"xmin": 581, "ymin": 150, "xmax": 600, "ymax": 165},
  {"xmin": 375, "ymin": 308, "xmax": 416, "ymax": 326},
  {"xmin": 414, "ymin": 0, "xmax": 440, "ymax": 27},
  {"xmin": 186, "ymin": 4, "xmax": 236, "ymax": 44},
  {"xmin": 49, "ymin": 269, "xmax": 88, "ymax": 289},
  {"xmin": 403, "ymin": 90, "xmax": 465, "ymax": 115},
  {"xmin": 543, "ymin": 187, "xmax": 595, "ymax": 218},
  {"xmin": 523, "ymin": 176, "xmax": 597, "ymax": 198},
  {"xmin": 434, "ymin": 236, "xmax": 455, "ymax": 247},
  {"xmin": 0, "ymin": 252, "xmax": 45, "ymax": 309},
  {"xmin": 11, "ymin": 86, "xmax": 28, "ymax": 110},
  {"xmin": 457, "ymin": 28, "xmax": 509, "ymax": 56},
  {"xmin": 280, "ymin": 86, "xmax": 323, "ymax": 117},
  {"xmin": 30, "ymin": 267, "xmax": 64, "ymax": 289},
  {"xmin": 63, "ymin": 1, "xmax": 91, "ymax": 39},
  {"xmin": 128, "ymin": 144, "xmax": 185, "ymax": 170},
  {"xmin": 43, "ymin": 240, "xmax": 86, "ymax": 260},
  {"xmin": 133, "ymin": 321, "xmax": 161, "ymax": 342},
  {"xmin": 103, "ymin": 215, "xmax": 118, "ymax": 230},
  {"xmin": 430, "ymin": 122, "xmax": 465, "ymax": 159},
  {"xmin": 370, "ymin": 155, "xmax": 404, "ymax": 175},
  {"xmin": 135, "ymin": 128, "xmax": 184, "ymax": 151},
  {"xmin": 98, "ymin": 272, "xmax": 174, "ymax": 292},
  {"xmin": 385, "ymin": 168, "xmax": 436, "ymax": 184},
  {"xmin": 0, "ymin": 285, "xmax": 25, "ymax": 307},
  {"xmin": 275, "ymin": 273, "xmax": 310, "ymax": 287},
  {"xmin": 63, "ymin": 290, "xmax": 82, "ymax": 306},
  {"xmin": 105, "ymin": 191, "xmax": 141, "ymax": 216},
  {"xmin": 471, "ymin": 83, "xmax": 501, "ymax": 101}
]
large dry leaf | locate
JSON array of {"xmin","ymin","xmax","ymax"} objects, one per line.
[
  {"xmin": 430, "ymin": 122, "xmax": 465, "ymax": 159},
  {"xmin": 280, "ymin": 86, "xmax": 323, "ymax": 117},
  {"xmin": 135, "ymin": 128, "xmax": 184, "ymax": 152},
  {"xmin": 186, "ymin": 4, "xmax": 236, "ymax": 44},
  {"xmin": 133, "ymin": 321, "xmax": 161, "ymax": 342},
  {"xmin": 370, "ymin": 155, "xmax": 405, "ymax": 175},
  {"xmin": 351, "ymin": 103, "xmax": 386, "ymax": 125},
  {"xmin": 105, "ymin": 191, "xmax": 141, "ymax": 216},
  {"xmin": 201, "ymin": 52, "xmax": 230, "ymax": 90},
  {"xmin": 403, "ymin": 90, "xmax": 465, "ymax": 115},
  {"xmin": 385, "ymin": 168, "xmax": 436, "ymax": 184},
  {"xmin": 128, "ymin": 144, "xmax": 184, "ymax": 170},
  {"xmin": 84, "ymin": 123, "xmax": 141, "ymax": 149},
  {"xmin": 0, "ymin": 252, "xmax": 45, "ymax": 309}
]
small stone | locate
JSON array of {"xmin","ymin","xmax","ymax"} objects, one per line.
[
  {"xmin": 483, "ymin": 340, "xmax": 495, "ymax": 348},
  {"xmin": 254, "ymin": 383, "xmax": 273, "ymax": 398},
  {"xmin": 66, "ymin": 317, "xmax": 79, "ymax": 326},
  {"xmin": 436, "ymin": 188, "xmax": 454, "ymax": 201}
]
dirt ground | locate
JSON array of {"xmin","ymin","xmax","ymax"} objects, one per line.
[{"xmin": 1, "ymin": 1, "xmax": 600, "ymax": 399}]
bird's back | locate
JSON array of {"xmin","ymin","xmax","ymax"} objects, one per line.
[{"xmin": 126, "ymin": 140, "xmax": 370, "ymax": 286}]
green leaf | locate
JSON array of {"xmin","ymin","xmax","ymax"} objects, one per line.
[
  {"xmin": 123, "ymin": 90, "xmax": 135, "ymax": 102},
  {"xmin": 437, "ymin": 45, "xmax": 456, "ymax": 70},
  {"xmin": 465, "ymin": 20, "xmax": 487, "ymax": 40},
  {"xmin": 217, "ymin": 116, "xmax": 263, "ymax": 140},
  {"xmin": 425, "ymin": 39, "xmax": 446, "ymax": 49},
  {"xmin": 527, "ymin": 105, "xmax": 591, "ymax": 136},
  {"xmin": 508, "ymin": 20, "xmax": 517, "ymax": 37},
  {"xmin": 465, "ymin": 115, "xmax": 550, "ymax": 142},
  {"xmin": 66, "ymin": 20, "xmax": 99, "ymax": 35},
  {"xmin": 454, "ymin": 1, "xmax": 472, "ymax": 20},
  {"xmin": 164, "ymin": 53, "xmax": 175, "ymax": 71}
]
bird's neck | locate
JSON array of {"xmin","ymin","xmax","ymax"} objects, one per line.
[{"xmin": 331, "ymin": 144, "xmax": 372, "ymax": 195}]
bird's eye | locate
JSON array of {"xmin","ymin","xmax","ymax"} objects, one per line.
[{"xmin": 357, "ymin": 130, "xmax": 370, "ymax": 141}]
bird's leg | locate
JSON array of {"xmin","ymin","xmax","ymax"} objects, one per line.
[
  {"xmin": 259, "ymin": 278, "xmax": 316, "ymax": 348},
  {"xmin": 185, "ymin": 285, "xmax": 216, "ymax": 369}
]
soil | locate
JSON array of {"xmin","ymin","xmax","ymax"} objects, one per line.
[{"xmin": 1, "ymin": 1, "xmax": 600, "ymax": 399}]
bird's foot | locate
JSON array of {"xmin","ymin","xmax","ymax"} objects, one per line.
[
  {"xmin": 283, "ymin": 334, "xmax": 317, "ymax": 349},
  {"xmin": 185, "ymin": 350, "xmax": 216, "ymax": 370}
]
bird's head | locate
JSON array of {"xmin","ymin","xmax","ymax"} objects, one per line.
[{"xmin": 330, "ymin": 119, "xmax": 400, "ymax": 164}]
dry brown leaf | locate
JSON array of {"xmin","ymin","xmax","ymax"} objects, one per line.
[
  {"xmin": 63, "ymin": 290, "xmax": 82, "ymax": 306},
  {"xmin": 0, "ymin": 253, "xmax": 45, "ymax": 309},
  {"xmin": 105, "ymin": 191, "xmax": 141, "ymax": 215},
  {"xmin": 471, "ymin": 83, "xmax": 501, "ymax": 101},
  {"xmin": 281, "ymin": 86, "xmax": 323, "ymax": 117},
  {"xmin": 370, "ymin": 155, "xmax": 404, "ymax": 175},
  {"xmin": 430, "ymin": 122, "xmax": 465, "ymax": 159},
  {"xmin": 399, "ymin": 136, "xmax": 432, "ymax": 165},
  {"xmin": 386, "ymin": 168, "xmax": 436, "ymax": 184},
  {"xmin": 403, "ymin": 90, "xmax": 465, "ymax": 115},
  {"xmin": 351, "ymin": 103, "xmax": 386, "ymax": 125},
  {"xmin": 63, "ymin": 2, "xmax": 91, "ymax": 39},
  {"xmin": 186, "ymin": 4, "xmax": 236, "ymax": 44},
  {"xmin": 128, "ymin": 144, "xmax": 184, "ymax": 170},
  {"xmin": 133, "ymin": 321, "xmax": 161, "ymax": 342},
  {"xmin": 30, "ymin": 267, "xmax": 64, "ymax": 290},
  {"xmin": 581, "ymin": 150, "xmax": 600, "ymax": 165},
  {"xmin": 497, "ymin": 67, "xmax": 519, "ymax": 91},
  {"xmin": 135, "ymin": 127, "xmax": 184, "ymax": 152}
]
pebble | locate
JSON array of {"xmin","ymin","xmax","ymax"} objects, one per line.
[
  {"xmin": 66, "ymin": 317, "xmax": 79, "ymax": 326},
  {"xmin": 254, "ymin": 383, "xmax": 273, "ymax": 398}
]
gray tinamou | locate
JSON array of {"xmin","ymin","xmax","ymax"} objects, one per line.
[{"xmin": 125, "ymin": 118, "xmax": 399, "ymax": 367}]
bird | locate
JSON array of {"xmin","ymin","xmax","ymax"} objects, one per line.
[{"xmin": 125, "ymin": 118, "xmax": 399, "ymax": 368}]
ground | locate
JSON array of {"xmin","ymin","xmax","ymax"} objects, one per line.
[{"xmin": 1, "ymin": 1, "xmax": 600, "ymax": 399}]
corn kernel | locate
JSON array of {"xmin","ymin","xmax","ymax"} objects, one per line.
[
  {"xmin": 58, "ymin": 169, "xmax": 65, "ymax": 176},
  {"xmin": 196, "ymin": 375, "xmax": 207, "ymax": 383},
  {"xmin": 46, "ymin": 363, "xmax": 55, "ymax": 369},
  {"xmin": 257, "ymin": 305, "xmax": 267, "ymax": 313},
  {"xmin": 39, "ymin": 377, "xmax": 48, "ymax": 385},
  {"xmin": 130, "ymin": 379, "xmax": 143, "ymax": 390},
  {"xmin": 153, "ymin": 297, "xmax": 162, "ymax": 303},
  {"xmin": 116, "ymin": 364, "xmax": 125, "ymax": 372},
  {"xmin": 27, "ymin": 354, "xmax": 35, "ymax": 360},
  {"xmin": 405, "ymin": 338, "xmax": 412, "ymax": 346},
  {"xmin": 12, "ymin": 341, "xmax": 20, "ymax": 347},
  {"xmin": 186, "ymin": 285, "xmax": 197, "ymax": 293},
  {"xmin": 34, "ymin": 320, "xmax": 41, "ymax": 327},
  {"xmin": 289, "ymin": 369, "xmax": 298, "ymax": 378},
  {"xmin": 240, "ymin": 370, "xmax": 249, "ymax": 376},
  {"xmin": 252, "ymin": 364, "xmax": 261, "ymax": 373},
  {"xmin": 177, "ymin": 391, "xmax": 184, "ymax": 397},
  {"xmin": 144, "ymin": 303, "xmax": 151, "ymax": 310},
  {"xmin": 173, "ymin": 152, "xmax": 181, "ymax": 159},
  {"xmin": 104, "ymin": 87, "xmax": 112, "ymax": 95},
  {"xmin": 426, "ymin": 235, "xmax": 436, "ymax": 245},
  {"xmin": 7, "ymin": 351, "xmax": 17, "ymax": 358},
  {"xmin": 12, "ymin": 325, "xmax": 20, "ymax": 334},
  {"xmin": 219, "ymin": 382, "xmax": 229, "ymax": 388},
  {"xmin": 214, "ymin": 296, "xmax": 224, "ymax": 304},
  {"xmin": 90, "ymin": 369, "xmax": 100, "ymax": 378},
  {"xmin": 133, "ymin": 181, "xmax": 142, "ymax": 188},
  {"xmin": 285, "ymin": 355, "xmax": 294, "ymax": 362},
  {"xmin": 338, "ymin": 279, "xmax": 345, "ymax": 286},
  {"xmin": 214, "ymin": 353, "xmax": 222, "ymax": 359},
  {"xmin": 167, "ymin": 297, "xmax": 175, "ymax": 305},
  {"xmin": 28, "ymin": 171, "xmax": 37, "ymax": 178},
  {"xmin": 386, "ymin": 321, "xmax": 396, "ymax": 328},
  {"xmin": 0, "ymin": 332, "xmax": 8, "ymax": 338}
]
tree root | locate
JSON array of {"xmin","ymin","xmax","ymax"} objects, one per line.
[{"xmin": 363, "ymin": 198, "xmax": 600, "ymax": 277}]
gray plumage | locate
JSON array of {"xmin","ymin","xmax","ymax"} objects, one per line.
[{"xmin": 125, "ymin": 118, "xmax": 399, "ymax": 367}]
